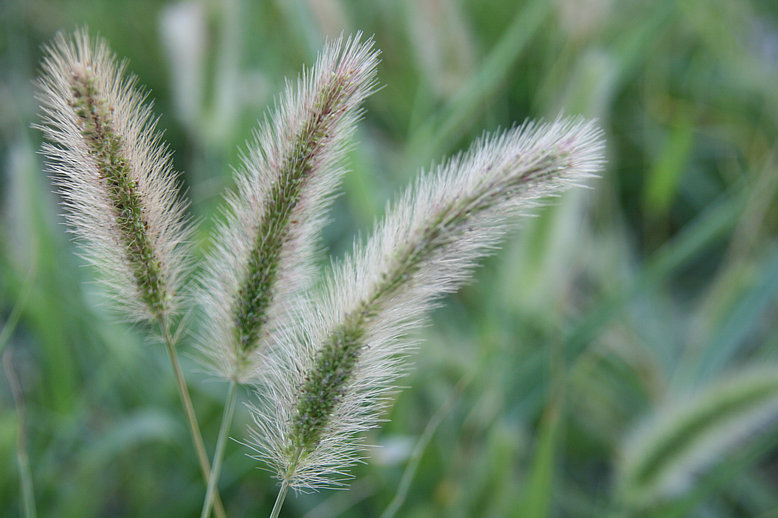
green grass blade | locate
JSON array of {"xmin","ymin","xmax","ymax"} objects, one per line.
[
  {"xmin": 675, "ymin": 246, "xmax": 778, "ymax": 389},
  {"xmin": 513, "ymin": 397, "xmax": 562, "ymax": 518},
  {"xmin": 565, "ymin": 186, "xmax": 748, "ymax": 367},
  {"xmin": 407, "ymin": 0, "xmax": 550, "ymax": 166}
]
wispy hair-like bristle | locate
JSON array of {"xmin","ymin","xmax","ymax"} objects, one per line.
[
  {"xmin": 247, "ymin": 117, "xmax": 605, "ymax": 490},
  {"xmin": 196, "ymin": 34, "xmax": 380, "ymax": 383},
  {"xmin": 36, "ymin": 29, "xmax": 191, "ymax": 323}
]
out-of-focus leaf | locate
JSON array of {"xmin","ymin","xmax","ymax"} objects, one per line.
[
  {"xmin": 644, "ymin": 118, "xmax": 694, "ymax": 218},
  {"xmin": 512, "ymin": 398, "xmax": 561, "ymax": 518}
]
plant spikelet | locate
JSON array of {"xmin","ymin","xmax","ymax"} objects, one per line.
[
  {"xmin": 197, "ymin": 34, "xmax": 380, "ymax": 383},
  {"xmin": 616, "ymin": 366, "xmax": 778, "ymax": 509},
  {"xmin": 36, "ymin": 30, "xmax": 190, "ymax": 324},
  {"xmin": 247, "ymin": 116, "xmax": 606, "ymax": 490}
]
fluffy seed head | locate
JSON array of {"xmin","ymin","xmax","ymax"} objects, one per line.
[
  {"xmin": 617, "ymin": 367, "xmax": 778, "ymax": 509},
  {"xmin": 247, "ymin": 116, "xmax": 605, "ymax": 490},
  {"xmin": 36, "ymin": 29, "xmax": 190, "ymax": 323},
  {"xmin": 196, "ymin": 34, "xmax": 380, "ymax": 383}
]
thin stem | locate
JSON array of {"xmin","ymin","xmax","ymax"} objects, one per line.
[
  {"xmin": 160, "ymin": 320, "xmax": 228, "ymax": 518},
  {"xmin": 0, "ymin": 265, "xmax": 35, "ymax": 358},
  {"xmin": 201, "ymin": 380, "xmax": 238, "ymax": 518},
  {"xmin": 380, "ymin": 375, "xmax": 470, "ymax": 518},
  {"xmin": 3, "ymin": 349, "xmax": 37, "ymax": 518},
  {"xmin": 270, "ymin": 479, "xmax": 290, "ymax": 518}
]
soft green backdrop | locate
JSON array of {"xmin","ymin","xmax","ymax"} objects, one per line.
[{"xmin": 1, "ymin": 0, "xmax": 777, "ymax": 517}]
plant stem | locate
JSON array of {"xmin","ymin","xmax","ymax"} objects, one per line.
[
  {"xmin": 160, "ymin": 320, "xmax": 228, "ymax": 518},
  {"xmin": 0, "ymin": 265, "xmax": 34, "ymax": 358},
  {"xmin": 380, "ymin": 375, "xmax": 470, "ymax": 518},
  {"xmin": 201, "ymin": 380, "xmax": 238, "ymax": 518},
  {"xmin": 3, "ymin": 349, "xmax": 37, "ymax": 518},
  {"xmin": 270, "ymin": 480, "xmax": 290, "ymax": 518}
]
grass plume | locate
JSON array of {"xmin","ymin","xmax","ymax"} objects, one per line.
[
  {"xmin": 248, "ymin": 117, "xmax": 605, "ymax": 491},
  {"xmin": 36, "ymin": 30, "xmax": 228, "ymax": 518},
  {"xmin": 197, "ymin": 34, "xmax": 380, "ymax": 383},
  {"xmin": 616, "ymin": 367, "xmax": 778, "ymax": 510},
  {"xmin": 36, "ymin": 29, "xmax": 190, "ymax": 323}
]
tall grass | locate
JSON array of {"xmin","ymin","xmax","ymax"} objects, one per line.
[{"xmin": 1, "ymin": 0, "xmax": 777, "ymax": 516}]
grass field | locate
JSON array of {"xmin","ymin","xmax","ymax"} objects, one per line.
[{"xmin": 2, "ymin": 0, "xmax": 777, "ymax": 516}]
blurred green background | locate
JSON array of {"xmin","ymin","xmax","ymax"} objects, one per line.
[{"xmin": 2, "ymin": 0, "xmax": 778, "ymax": 516}]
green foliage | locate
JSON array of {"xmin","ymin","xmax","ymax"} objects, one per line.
[
  {"xmin": 1, "ymin": 0, "xmax": 777, "ymax": 516},
  {"xmin": 513, "ymin": 397, "xmax": 561, "ymax": 518}
]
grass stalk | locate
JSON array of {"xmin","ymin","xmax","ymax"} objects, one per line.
[
  {"xmin": 270, "ymin": 479, "xmax": 290, "ymax": 518},
  {"xmin": 201, "ymin": 380, "xmax": 238, "ymax": 518},
  {"xmin": 3, "ymin": 349, "xmax": 37, "ymax": 518},
  {"xmin": 380, "ymin": 375, "xmax": 470, "ymax": 518},
  {"xmin": 161, "ymin": 320, "xmax": 228, "ymax": 518},
  {"xmin": 0, "ymin": 266, "xmax": 34, "ymax": 358}
]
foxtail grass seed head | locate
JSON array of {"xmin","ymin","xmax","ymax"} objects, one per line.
[
  {"xmin": 616, "ymin": 366, "xmax": 778, "ymax": 509},
  {"xmin": 247, "ymin": 117, "xmax": 605, "ymax": 490},
  {"xmin": 197, "ymin": 34, "xmax": 380, "ymax": 383},
  {"xmin": 36, "ymin": 30, "xmax": 190, "ymax": 324}
]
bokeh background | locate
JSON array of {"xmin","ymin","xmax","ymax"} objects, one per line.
[{"xmin": 2, "ymin": 0, "xmax": 778, "ymax": 517}]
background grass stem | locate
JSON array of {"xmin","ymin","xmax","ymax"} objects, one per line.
[
  {"xmin": 2, "ymin": 349, "xmax": 37, "ymax": 518},
  {"xmin": 380, "ymin": 375, "xmax": 470, "ymax": 518}
]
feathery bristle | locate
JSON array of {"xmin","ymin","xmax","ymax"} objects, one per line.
[
  {"xmin": 247, "ymin": 117, "xmax": 605, "ymax": 490},
  {"xmin": 196, "ymin": 33, "xmax": 380, "ymax": 383},
  {"xmin": 36, "ymin": 29, "xmax": 190, "ymax": 323}
]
